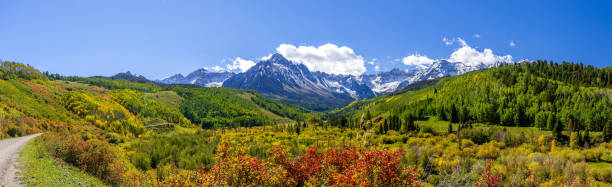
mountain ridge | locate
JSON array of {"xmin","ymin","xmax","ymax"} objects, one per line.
[{"xmin": 156, "ymin": 53, "xmax": 519, "ymax": 110}]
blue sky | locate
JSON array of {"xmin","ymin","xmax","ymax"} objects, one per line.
[{"xmin": 0, "ymin": 0, "xmax": 610, "ymax": 79}]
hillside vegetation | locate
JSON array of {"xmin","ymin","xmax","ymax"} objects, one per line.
[
  {"xmin": 335, "ymin": 61, "xmax": 611, "ymax": 140},
  {"xmin": 1, "ymin": 60, "xmax": 611, "ymax": 186}
]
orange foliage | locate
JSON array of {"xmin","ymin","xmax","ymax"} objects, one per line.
[
  {"xmin": 160, "ymin": 137, "xmax": 421, "ymax": 187},
  {"xmin": 476, "ymin": 160, "xmax": 502, "ymax": 187}
]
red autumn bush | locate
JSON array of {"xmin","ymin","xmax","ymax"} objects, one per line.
[
  {"xmin": 161, "ymin": 138, "xmax": 422, "ymax": 187},
  {"xmin": 268, "ymin": 145, "xmax": 421, "ymax": 186},
  {"xmin": 476, "ymin": 160, "xmax": 502, "ymax": 187},
  {"xmin": 41, "ymin": 132, "xmax": 124, "ymax": 185}
]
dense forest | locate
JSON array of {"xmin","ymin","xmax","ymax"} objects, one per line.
[
  {"xmin": 175, "ymin": 87, "xmax": 318, "ymax": 129},
  {"xmin": 1, "ymin": 61, "xmax": 612, "ymax": 186},
  {"xmin": 334, "ymin": 60, "xmax": 612, "ymax": 141}
]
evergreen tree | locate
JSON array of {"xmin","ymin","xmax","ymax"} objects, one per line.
[
  {"xmin": 583, "ymin": 129, "xmax": 591, "ymax": 148},
  {"xmin": 295, "ymin": 123, "xmax": 300, "ymax": 135},
  {"xmin": 460, "ymin": 106, "xmax": 469, "ymax": 123},
  {"xmin": 535, "ymin": 112, "xmax": 547, "ymax": 129},
  {"xmin": 437, "ymin": 106, "xmax": 446, "ymax": 121},
  {"xmin": 553, "ymin": 119, "xmax": 563, "ymax": 141},
  {"xmin": 383, "ymin": 119, "xmax": 389, "ymax": 134},
  {"xmin": 448, "ymin": 123, "xmax": 453, "ymax": 134},
  {"xmin": 547, "ymin": 113, "xmax": 556, "ymax": 130},
  {"xmin": 450, "ymin": 104, "xmax": 458, "ymax": 123},
  {"xmin": 604, "ymin": 121, "xmax": 612, "ymax": 142}
]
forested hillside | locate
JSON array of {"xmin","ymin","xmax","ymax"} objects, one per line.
[
  {"xmin": 334, "ymin": 60, "xmax": 611, "ymax": 138},
  {"xmin": 1, "ymin": 60, "xmax": 612, "ymax": 186},
  {"xmin": 175, "ymin": 87, "xmax": 318, "ymax": 129}
]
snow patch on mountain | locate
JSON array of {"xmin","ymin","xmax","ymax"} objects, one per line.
[{"xmin": 157, "ymin": 68, "xmax": 235, "ymax": 87}]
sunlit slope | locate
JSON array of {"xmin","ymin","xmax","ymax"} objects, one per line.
[{"xmin": 334, "ymin": 61, "xmax": 611, "ymax": 131}]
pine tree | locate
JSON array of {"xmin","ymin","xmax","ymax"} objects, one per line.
[
  {"xmin": 450, "ymin": 104, "xmax": 458, "ymax": 123},
  {"xmin": 448, "ymin": 123, "xmax": 453, "ymax": 134},
  {"xmin": 295, "ymin": 123, "xmax": 300, "ymax": 135},
  {"xmin": 547, "ymin": 113, "xmax": 555, "ymax": 130},
  {"xmin": 553, "ymin": 119, "xmax": 563, "ymax": 141},
  {"xmin": 383, "ymin": 119, "xmax": 389, "ymax": 134},
  {"xmin": 604, "ymin": 121, "xmax": 612, "ymax": 142},
  {"xmin": 460, "ymin": 106, "xmax": 469, "ymax": 123},
  {"xmin": 583, "ymin": 129, "xmax": 591, "ymax": 148}
]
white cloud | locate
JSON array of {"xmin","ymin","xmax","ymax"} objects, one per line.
[
  {"xmin": 226, "ymin": 57, "xmax": 256, "ymax": 72},
  {"xmin": 448, "ymin": 39, "xmax": 513, "ymax": 66},
  {"xmin": 260, "ymin": 53, "xmax": 273, "ymax": 61},
  {"xmin": 456, "ymin": 38, "xmax": 467, "ymax": 46},
  {"xmin": 473, "ymin": 34, "xmax": 480, "ymax": 38},
  {"xmin": 276, "ymin": 43, "xmax": 366, "ymax": 76},
  {"xmin": 375, "ymin": 65, "xmax": 380, "ymax": 71},
  {"xmin": 402, "ymin": 54, "xmax": 435, "ymax": 69},
  {"xmin": 509, "ymin": 40, "xmax": 516, "ymax": 47},
  {"xmin": 403, "ymin": 37, "xmax": 513, "ymax": 68},
  {"xmin": 443, "ymin": 37, "xmax": 453, "ymax": 46},
  {"xmin": 367, "ymin": 58, "xmax": 377, "ymax": 65},
  {"xmin": 443, "ymin": 37, "xmax": 468, "ymax": 46}
]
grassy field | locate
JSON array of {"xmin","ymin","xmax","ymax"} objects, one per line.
[
  {"xmin": 145, "ymin": 90, "xmax": 183, "ymax": 109},
  {"xmin": 17, "ymin": 137, "xmax": 107, "ymax": 187},
  {"xmin": 415, "ymin": 117, "xmax": 551, "ymax": 136},
  {"xmin": 588, "ymin": 162, "xmax": 612, "ymax": 169}
]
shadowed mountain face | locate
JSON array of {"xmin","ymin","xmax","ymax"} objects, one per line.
[
  {"xmin": 110, "ymin": 71, "xmax": 152, "ymax": 83},
  {"xmin": 223, "ymin": 54, "xmax": 368, "ymax": 111},
  {"xmin": 164, "ymin": 53, "xmax": 511, "ymax": 111}
]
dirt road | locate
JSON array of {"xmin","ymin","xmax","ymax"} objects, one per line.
[{"xmin": 0, "ymin": 133, "xmax": 41, "ymax": 187}]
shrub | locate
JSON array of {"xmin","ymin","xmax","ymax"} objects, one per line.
[
  {"xmin": 41, "ymin": 133, "xmax": 123, "ymax": 185},
  {"xmin": 6, "ymin": 125, "xmax": 22, "ymax": 137}
]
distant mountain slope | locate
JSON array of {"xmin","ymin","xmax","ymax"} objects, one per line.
[
  {"xmin": 223, "ymin": 54, "xmax": 369, "ymax": 111},
  {"xmin": 171, "ymin": 54, "xmax": 517, "ymax": 110},
  {"xmin": 334, "ymin": 61, "xmax": 611, "ymax": 131},
  {"xmin": 158, "ymin": 69, "xmax": 234, "ymax": 87},
  {"xmin": 109, "ymin": 71, "xmax": 151, "ymax": 83},
  {"xmin": 361, "ymin": 68, "xmax": 418, "ymax": 94}
]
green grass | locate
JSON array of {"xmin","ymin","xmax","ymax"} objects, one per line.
[
  {"xmin": 588, "ymin": 162, "xmax": 612, "ymax": 169},
  {"xmin": 145, "ymin": 90, "xmax": 183, "ymax": 109},
  {"xmin": 17, "ymin": 137, "xmax": 107, "ymax": 187},
  {"xmin": 415, "ymin": 117, "xmax": 551, "ymax": 136}
]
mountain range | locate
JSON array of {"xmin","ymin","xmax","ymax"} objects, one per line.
[
  {"xmin": 153, "ymin": 53, "xmax": 517, "ymax": 110},
  {"xmin": 157, "ymin": 68, "xmax": 235, "ymax": 87}
]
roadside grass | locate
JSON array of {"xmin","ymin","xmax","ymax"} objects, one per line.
[{"xmin": 17, "ymin": 136, "xmax": 107, "ymax": 187}]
